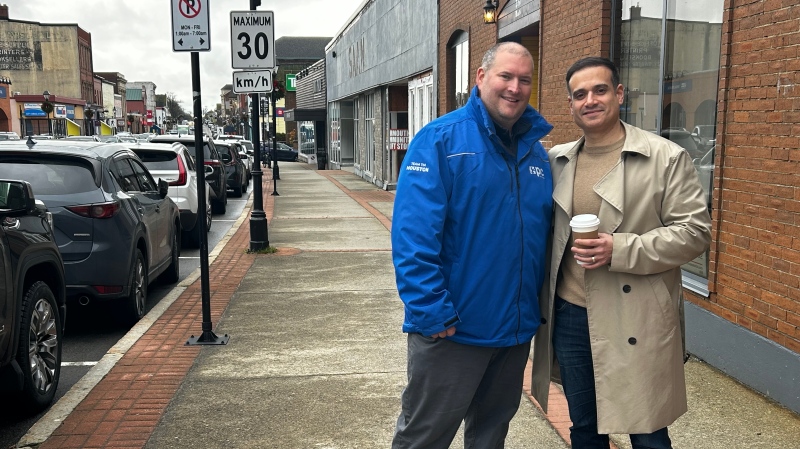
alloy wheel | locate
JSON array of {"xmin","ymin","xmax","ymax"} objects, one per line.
[{"xmin": 28, "ymin": 297, "xmax": 59, "ymax": 393}]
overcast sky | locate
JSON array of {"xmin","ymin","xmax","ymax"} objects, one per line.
[{"xmin": 11, "ymin": 0, "xmax": 364, "ymax": 111}]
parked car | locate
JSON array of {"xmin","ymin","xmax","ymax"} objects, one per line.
[
  {"xmin": 150, "ymin": 134, "xmax": 228, "ymax": 214},
  {"xmin": 692, "ymin": 125, "xmax": 716, "ymax": 151},
  {"xmin": 693, "ymin": 146, "xmax": 715, "ymax": 210},
  {"xmin": 262, "ymin": 141, "xmax": 299, "ymax": 162},
  {"xmin": 0, "ymin": 179, "xmax": 66, "ymax": 413},
  {"xmin": 127, "ymin": 142, "xmax": 213, "ymax": 247},
  {"xmin": 237, "ymin": 146, "xmax": 252, "ymax": 180},
  {"xmin": 0, "ymin": 131, "xmax": 20, "ymax": 140},
  {"xmin": 237, "ymin": 140, "xmax": 255, "ymax": 180},
  {"xmin": 65, "ymin": 135, "xmax": 101, "ymax": 142},
  {"xmin": 660, "ymin": 128, "xmax": 705, "ymax": 160},
  {"xmin": 213, "ymin": 140, "xmax": 248, "ymax": 197},
  {"xmin": 0, "ymin": 140, "xmax": 181, "ymax": 325}
]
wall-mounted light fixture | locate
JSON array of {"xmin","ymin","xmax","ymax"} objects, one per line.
[{"xmin": 483, "ymin": 0, "xmax": 498, "ymax": 24}]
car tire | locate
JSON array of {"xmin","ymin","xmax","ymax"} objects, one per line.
[
  {"xmin": 16, "ymin": 281, "xmax": 62, "ymax": 414},
  {"xmin": 162, "ymin": 227, "xmax": 180, "ymax": 284},
  {"xmin": 232, "ymin": 182, "xmax": 243, "ymax": 197},
  {"xmin": 205, "ymin": 200, "xmax": 213, "ymax": 231},
  {"xmin": 212, "ymin": 187, "xmax": 227, "ymax": 214},
  {"xmin": 122, "ymin": 249, "xmax": 147, "ymax": 325}
]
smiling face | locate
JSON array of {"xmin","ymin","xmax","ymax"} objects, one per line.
[
  {"xmin": 567, "ymin": 65, "xmax": 624, "ymax": 139},
  {"xmin": 476, "ymin": 46, "xmax": 534, "ymax": 131}
]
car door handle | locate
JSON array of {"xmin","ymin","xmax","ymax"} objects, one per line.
[{"xmin": 137, "ymin": 207, "xmax": 144, "ymax": 215}]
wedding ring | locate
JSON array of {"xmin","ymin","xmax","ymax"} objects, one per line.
[{"xmin": 592, "ymin": 256, "xmax": 596, "ymax": 263}]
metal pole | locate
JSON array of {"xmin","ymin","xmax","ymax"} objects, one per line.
[
  {"xmin": 186, "ymin": 50, "xmax": 228, "ymax": 346},
  {"xmin": 271, "ymin": 88, "xmax": 279, "ymax": 195},
  {"xmin": 249, "ymin": 89, "xmax": 268, "ymax": 250}
]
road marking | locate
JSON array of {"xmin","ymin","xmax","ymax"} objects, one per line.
[
  {"xmin": 179, "ymin": 256, "xmax": 201, "ymax": 259},
  {"xmin": 214, "ymin": 219, "xmax": 238, "ymax": 222},
  {"xmin": 62, "ymin": 361, "xmax": 98, "ymax": 367}
]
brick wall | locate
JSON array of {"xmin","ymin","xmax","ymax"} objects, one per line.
[
  {"xmin": 698, "ymin": 0, "xmax": 800, "ymax": 354},
  {"xmin": 539, "ymin": 0, "xmax": 613, "ymax": 147},
  {"xmin": 437, "ymin": 0, "xmax": 501, "ymax": 116}
]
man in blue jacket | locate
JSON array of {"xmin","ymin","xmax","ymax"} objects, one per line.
[{"xmin": 391, "ymin": 42, "xmax": 553, "ymax": 448}]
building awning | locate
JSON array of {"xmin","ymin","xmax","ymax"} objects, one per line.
[
  {"xmin": 100, "ymin": 121, "xmax": 114, "ymax": 135},
  {"xmin": 284, "ymin": 108, "xmax": 326, "ymax": 122},
  {"xmin": 66, "ymin": 118, "xmax": 81, "ymax": 136}
]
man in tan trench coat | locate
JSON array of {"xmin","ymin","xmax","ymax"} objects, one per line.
[{"xmin": 530, "ymin": 57, "xmax": 711, "ymax": 448}]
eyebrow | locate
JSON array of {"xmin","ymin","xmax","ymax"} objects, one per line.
[{"xmin": 571, "ymin": 83, "xmax": 610, "ymax": 95}]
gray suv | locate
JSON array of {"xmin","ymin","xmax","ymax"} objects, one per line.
[{"xmin": 0, "ymin": 140, "xmax": 181, "ymax": 325}]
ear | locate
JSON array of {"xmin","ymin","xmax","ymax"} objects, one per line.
[
  {"xmin": 476, "ymin": 67, "xmax": 486, "ymax": 86},
  {"xmin": 567, "ymin": 96, "xmax": 574, "ymax": 115},
  {"xmin": 616, "ymin": 84, "xmax": 624, "ymax": 105}
]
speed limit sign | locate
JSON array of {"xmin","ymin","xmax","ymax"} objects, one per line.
[{"xmin": 230, "ymin": 11, "xmax": 275, "ymax": 69}]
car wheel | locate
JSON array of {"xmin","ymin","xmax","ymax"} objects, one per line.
[
  {"xmin": 162, "ymin": 227, "xmax": 180, "ymax": 284},
  {"xmin": 232, "ymin": 182, "xmax": 243, "ymax": 197},
  {"xmin": 205, "ymin": 200, "xmax": 213, "ymax": 231},
  {"xmin": 16, "ymin": 281, "xmax": 62, "ymax": 413},
  {"xmin": 212, "ymin": 187, "xmax": 227, "ymax": 214},
  {"xmin": 123, "ymin": 249, "xmax": 148, "ymax": 325}
]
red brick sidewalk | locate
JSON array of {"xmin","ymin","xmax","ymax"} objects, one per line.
[{"xmin": 38, "ymin": 173, "xmax": 276, "ymax": 449}]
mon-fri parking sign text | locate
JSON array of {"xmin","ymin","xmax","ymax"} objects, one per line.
[{"xmin": 171, "ymin": 0, "xmax": 211, "ymax": 51}]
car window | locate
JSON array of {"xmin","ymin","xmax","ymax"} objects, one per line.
[
  {"xmin": 240, "ymin": 141, "xmax": 254, "ymax": 152},
  {"xmin": 130, "ymin": 159, "xmax": 157, "ymax": 192},
  {"xmin": 113, "ymin": 158, "xmax": 142, "ymax": 192},
  {"xmin": 182, "ymin": 150, "xmax": 196, "ymax": 171},
  {"xmin": 216, "ymin": 144, "xmax": 232, "ymax": 157},
  {"xmin": 135, "ymin": 150, "xmax": 179, "ymax": 171},
  {"xmin": 0, "ymin": 158, "xmax": 97, "ymax": 195}
]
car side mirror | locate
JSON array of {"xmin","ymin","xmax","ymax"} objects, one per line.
[
  {"xmin": 158, "ymin": 178, "xmax": 169, "ymax": 199},
  {"xmin": 0, "ymin": 180, "xmax": 36, "ymax": 214}
]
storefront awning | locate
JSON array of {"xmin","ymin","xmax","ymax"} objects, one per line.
[
  {"xmin": 284, "ymin": 108, "xmax": 326, "ymax": 122},
  {"xmin": 66, "ymin": 118, "xmax": 81, "ymax": 136},
  {"xmin": 100, "ymin": 121, "xmax": 113, "ymax": 135}
]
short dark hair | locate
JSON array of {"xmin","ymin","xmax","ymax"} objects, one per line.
[{"xmin": 565, "ymin": 57, "xmax": 621, "ymax": 97}]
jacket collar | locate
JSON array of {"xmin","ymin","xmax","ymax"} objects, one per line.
[
  {"xmin": 467, "ymin": 86, "xmax": 554, "ymax": 143},
  {"xmin": 553, "ymin": 121, "xmax": 652, "ymax": 232}
]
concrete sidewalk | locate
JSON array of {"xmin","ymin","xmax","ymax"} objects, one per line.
[{"xmin": 18, "ymin": 162, "xmax": 800, "ymax": 448}]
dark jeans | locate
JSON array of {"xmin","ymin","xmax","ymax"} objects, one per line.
[{"xmin": 552, "ymin": 296, "xmax": 672, "ymax": 449}]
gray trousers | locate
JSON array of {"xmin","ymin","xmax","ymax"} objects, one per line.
[{"xmin": 392, "ymin": 333, "xmax": 531, "ymax": 449}]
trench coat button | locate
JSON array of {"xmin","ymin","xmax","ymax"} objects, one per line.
[
  {"xmin": 540, "ymin": 318, "xmax": 547, "ymax": 325},
  {"xmin": 628, "ymin": 337, "xmax": 637, "ymax": 345},
  {"xmin": 622, "ymin": 285, "xmax": 632, "ymax": 293}
]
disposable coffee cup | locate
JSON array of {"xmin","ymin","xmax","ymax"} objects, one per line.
[{"xmin": 570, "ymin": 214, "xmax": 600, "ymax": 265}]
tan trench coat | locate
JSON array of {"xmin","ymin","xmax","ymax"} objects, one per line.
[{"xmin": 531, "ymin": 122, "xmax": 712, "ymax": 434}]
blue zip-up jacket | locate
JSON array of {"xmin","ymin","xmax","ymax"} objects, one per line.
[{"xmin": 392, "ymin": 86, "xmax": 554, "ymax": 347}]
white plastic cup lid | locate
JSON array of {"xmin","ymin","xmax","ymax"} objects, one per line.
[{"xmin": 570, "ymin": 214, "xmax": 600, "ymax": 232}]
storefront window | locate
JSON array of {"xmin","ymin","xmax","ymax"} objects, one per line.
[
  {"xmin": 617, "ymin": 0, "xmax": 723, "ymax": 287},
  {"xmin": 452, "ymin": 32, "xmax": 469, "ymax": 109}
]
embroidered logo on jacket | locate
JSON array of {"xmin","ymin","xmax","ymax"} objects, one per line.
[
  {"xmin": 529, "ymin": 166, "xmax": 545, "ymax": 178},
  {"xmin": 405, "ymin": 161, "xmax": 430, "ymax": 172}
]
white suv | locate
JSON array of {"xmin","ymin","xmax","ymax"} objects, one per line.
[{"xmin": 127, "ymin": 142, "xmax": 212, "ymax": 247}]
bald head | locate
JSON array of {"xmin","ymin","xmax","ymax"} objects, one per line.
[{"xmin": 481, "ymin": 42, "xmax": 533, "ymax": 72}]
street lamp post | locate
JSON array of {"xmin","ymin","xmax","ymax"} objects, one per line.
[{"xmin": 42, "ymin": 90, "xmax": 52, "ymax": 136}]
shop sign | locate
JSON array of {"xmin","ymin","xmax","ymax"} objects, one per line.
[{"xmin": 23, "ymin": 103, "xmax": 46, "ymax": 117}]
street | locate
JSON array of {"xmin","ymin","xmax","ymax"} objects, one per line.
[{"xmin": 0, "ymin": 189, "xmax": 253, "ymax": 449}]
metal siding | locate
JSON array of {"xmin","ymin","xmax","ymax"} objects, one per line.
[{"xmin": 325, "ymin": 0, "xmax": 437, "ymax": 101}]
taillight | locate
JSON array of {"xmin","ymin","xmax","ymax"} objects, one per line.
[
  {"xmin": 66, "ymin": 201, "xmax": 120, "ymax": 219},
  {"xmin": 170, "ymin": 156, "xmax": 188, "ymax": 186},
  {"xmin": 204, "ymin": 160, "xmax": 222, "ymax": 170}
]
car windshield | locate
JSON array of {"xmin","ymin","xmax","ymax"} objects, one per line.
[
  {"xmin": 179, "ymin": 142, "xmax": 214, "ymax": 160},
  {"xmin": 215, "ymin": 145, "xmax": 232, "ymax": 157},
  {"xmin": 0, "ymin": 159, "xmax": 96, "ymax": 194},
  {"xmin": 135, "ymin": 150, "xmax": 179, "ymax": 171}
]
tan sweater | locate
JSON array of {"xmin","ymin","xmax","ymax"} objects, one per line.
[{"xmin": 556, "ymin": 135, "xmax": 625, "ymax": 307}]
